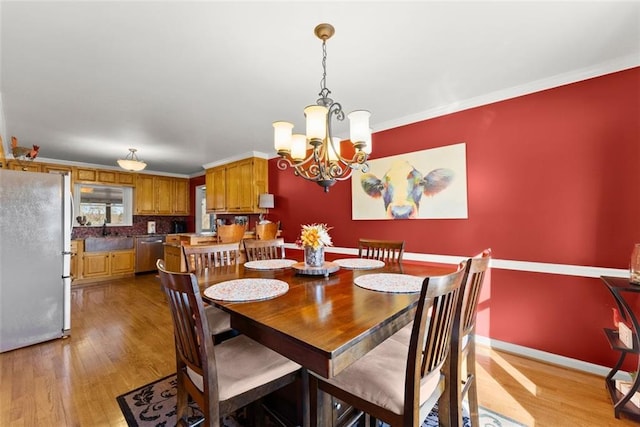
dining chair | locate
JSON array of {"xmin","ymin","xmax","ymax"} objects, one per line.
[
  {"xmin": 182, "ymin": 243, "xmax": 242, "ymax": 343},
  {"xmin": 216, "ymin": 224, "xmax": 246, "ymax": 243},
  {"xmin": 441, "ymin": 249, "xmax": 492, "ymax": 427},
  {"xmin": 156, "ymin": 259, "xmax": 301, "ymax": 427},
  {"xmin": 309, "ymin": 263, "xmax": 467, "ymax": 427},
  {"xmin": 255, "ymin": 222, "xmax": 279, "ymax": 240},
  {"xmin": 182, "ymin": 243, "xmax": 241, "ymax": 271},
  {"xmin": 243, "ymin": 238, "xmax": 286, "ymax": 261},
  {"xmin": 358, "ymin": 238, "xmax": 405, "ymax": 263}
]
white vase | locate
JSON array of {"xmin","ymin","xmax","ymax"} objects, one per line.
[{"xmin": 304, "ymin": 246, "xmax": 325, "ymax": 267}]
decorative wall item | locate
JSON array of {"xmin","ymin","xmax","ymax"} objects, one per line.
[{"xmin": 351, "ymin": 143, "xmax": 468, "ymax": 220}]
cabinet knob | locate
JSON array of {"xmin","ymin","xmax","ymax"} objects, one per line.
[{"xmin": 334, "ymin": 402, "xmax": 342, "ymax": 410}]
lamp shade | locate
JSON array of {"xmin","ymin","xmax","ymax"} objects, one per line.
[
  {"xmin": 291, "ymin": 134, "xmax": 308, "ymax": 160},
  {"xmin": 273, "ymin": 121, "xmax": 294, "ymax": 153},
  {"xmin": 362, "ymin": 129, "xmax": 373, "ymax": 154},
  {"xmin": 117, "ymin": 148, "xmax": 147, "ymax": 171},
  {"xmin": 347, "ymin": 110, "xmax": 371, "ymax": 144},
  {"xmin": 304, "ymin": 105, "xmax": 328, "ymax": 141},
  {"xmin": 258, "ymin": 194, "xmax": 275, "ymax": 209},
  {"xmin": 328, "ymin": 137, "xmax": 341, "ymax": 161},
  {"xmin": 117, "ymin": 159, "xmax": 147, "ymax": 172}
]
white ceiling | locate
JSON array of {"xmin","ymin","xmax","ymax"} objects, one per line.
[{"xmin": 1, "ymin": 1, "xmax": 639, "ymax": 176}]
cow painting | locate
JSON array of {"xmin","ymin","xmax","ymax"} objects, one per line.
[{"xmin": 360, "ymin": 160, "xmax": 455, "ymax": 219}]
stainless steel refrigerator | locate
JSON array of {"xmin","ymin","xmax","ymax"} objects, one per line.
[{"xmin": 0, "ymin": 168, "xmax": 72, "ymax": 352}]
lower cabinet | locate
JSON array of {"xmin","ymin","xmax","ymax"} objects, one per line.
[
  {"xmin": 80, "ymin": 250, "xmax": 135, "ymax": 283},
  {"xmin": 70, "ymin": 240, "xmax": 82, "ymax": 283}
]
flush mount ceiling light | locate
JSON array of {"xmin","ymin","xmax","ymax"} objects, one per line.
[
  {"xmin": 117, "ymin": 148, "xmax": 147, "ymax": 172},
  {"xmin": 273, "ymin": 23, "xmax": 372, "ymax": 192}
]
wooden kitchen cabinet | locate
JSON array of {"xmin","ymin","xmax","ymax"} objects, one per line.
[
  {"xmin": 82, "ymin": 252, "xmax": 111, "ymax": 278},
  {"xmin": 111, "ymin": 250, "xmax": 136, "ymax": 275},
  {"xmin": 74, "ymin": 167, "xmax": 134, "ymax": 186},
  {"xmin": 7, "ymin": 160, "xmax": 41, "ymax": 172},
  {"xmin": 81, "ymin": 250, "xmax": 135, "ymax": 281},
  {"xmin": 205, "ymin": 157, "xmax": 267, "ymax": 214},
  {"xmin": 70, "ymin": 240, "xmax": 83, "ymax": 283},
  {"xmin": 135, "ymin": 175, "xmax": 156, "ymax": 214},
  {"xmin": 206, "ymin": 166, "xmax": 227, "ymax": 212},
  {"xmin": 173, "ymin": 178, "xmax": 190, "ymax": 215},
  {"xmin": 135, "ymin": 175, "xmax": 190, "ymax": 215},
  {"xmin": 155, "ymin": 176, "xmax": 174, "ymax": 214}
]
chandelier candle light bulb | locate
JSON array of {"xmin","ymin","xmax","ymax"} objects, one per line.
[{"xmin": 274, "ymin": 23, "xmax": 372, "ymax": 192}]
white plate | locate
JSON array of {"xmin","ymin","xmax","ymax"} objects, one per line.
[
  {"xmin": 204, "ymin": 278, "xmax": 289, "ymax": 302},
  {"xmin": 334, "ymin": 258, "xmax": 385, "ymax": 270},
  {"xmin": 243, "ymin": 259, "xmax": 297, "ymax": 270},
  {"xmin": 354, "ymin": 273, "xmax": 423, "ymax": 293}
]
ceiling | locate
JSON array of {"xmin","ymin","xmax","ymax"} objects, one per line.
[{"xmin": 1, "ymin": 1, "xmax": 639, "ymax": 177}]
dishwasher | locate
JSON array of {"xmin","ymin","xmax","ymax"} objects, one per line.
[{"xmin": 135, "ymin": 235, "xmax": 166, "ymax": 273}]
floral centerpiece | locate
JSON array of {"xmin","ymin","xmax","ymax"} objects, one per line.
[{"xmin": 298, "ymin": 223, "xmax": 333, "ymax": 267}]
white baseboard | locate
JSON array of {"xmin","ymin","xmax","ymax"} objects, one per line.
[{"xmin": 475, "ymin": 335, "xmax": 611, "ymax": 377}]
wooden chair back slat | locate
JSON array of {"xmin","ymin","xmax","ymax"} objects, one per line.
[
  {"xmin": 460, "ymin": 249, "xmax": 492, "ymax": 336},
  {"xmin": 358, "ymin": 238, "xmax": 405, "ymax": 263},
  {"xmin": 156, "ymin": 259, "xmax": 221, "ymax": 424},
  {"xmin": 404, "ymin": 263, "xmax": 466, "ymax": 420},
  {"xmin": 182, "ymin": 243, "xmax": 241, "ymax": 274},
  {"xmin": 243, "ymin": 238, "xmax": 285, "ymax": 261}
]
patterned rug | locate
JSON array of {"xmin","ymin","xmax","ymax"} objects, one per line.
[{"xmin": 116, "ymin": 373, "xmax": 526, "ymax": 427}]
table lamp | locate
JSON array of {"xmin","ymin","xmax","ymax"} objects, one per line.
[{"xmin": 258, "ymin": 193, "xmax": 275, "ymax": 223}]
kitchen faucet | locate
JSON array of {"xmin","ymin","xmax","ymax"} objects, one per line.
[{"xmin": 102, "ymin": 222, "xmax": 108, "ymax": 236}]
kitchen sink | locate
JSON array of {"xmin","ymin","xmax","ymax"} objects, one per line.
[{"xmin": 84, "ymin": 236, "xmax": 134, "ymax": 252}]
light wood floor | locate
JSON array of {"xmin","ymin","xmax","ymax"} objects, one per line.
[{"xmin": 0, "ymin": 273, "xmax": 637, "ymax": 426}]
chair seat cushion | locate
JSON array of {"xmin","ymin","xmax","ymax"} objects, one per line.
[
  {"xmin": 187, "ymin": 335, "xmax": 300, "ymax": 401},
  {"xmin": 313, "ymin": 331, "xmax": 443, "ymax": 416},
  {"xmin": 204, "ymin": 305, "xmax": 232, "ymax": 335}
]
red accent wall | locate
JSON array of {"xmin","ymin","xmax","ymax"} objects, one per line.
[{"xmin": 265, "ymin": 67, "xmax": 640, "ymax": 367}]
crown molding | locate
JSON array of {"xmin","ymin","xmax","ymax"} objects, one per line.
[
  {"xmin": 201, "ymin": 151, "xmax": 270, "ymax": 170},
  {"xmin": 374, "ymin": 55, "xmax": 640, "ymax": 133}
]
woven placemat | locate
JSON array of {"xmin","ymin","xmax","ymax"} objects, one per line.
[
  {"xmin": 354, "ymin": 273, "xmax": 423, "ymax": 293},
  {"xmin": 334, "ymin": 258, "xmax": 385, "ymax": 270},
  {"xmin": 204, "ymin": 278, "xmax": 289, "ymax": 302}
]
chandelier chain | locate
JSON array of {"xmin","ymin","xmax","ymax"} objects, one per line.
[{"xmin": 319, "ymin": 40, "xmax": 331, "ymax": 102}]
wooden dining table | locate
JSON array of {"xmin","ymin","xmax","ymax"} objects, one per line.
[{"xmin": 197, "ymin": 256, "xmax": 455, "ymax": 425}]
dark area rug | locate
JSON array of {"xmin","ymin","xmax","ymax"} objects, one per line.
[{"xmin": 116, "ymin": 373, "xmax": 526, "ymax": 427}]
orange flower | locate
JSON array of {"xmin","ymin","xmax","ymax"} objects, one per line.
[{"xmin": 299, "ymin": 223, "xmax": 333, "ymax": 249}]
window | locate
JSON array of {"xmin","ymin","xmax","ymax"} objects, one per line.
[
  {"xmin": 195, "ymin": 185, "xmax": 215, "ymax": 233},
  {"xmin": 73, "ymin": 184, "xmax": 133, "ymax": 226}
]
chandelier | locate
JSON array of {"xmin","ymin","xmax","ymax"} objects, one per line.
[
  {"xmin": 273, "ymin": 23, "xmax": 372, "ymax": 192},
  {"xmin": 117, "ymin": 148, "xmax": 147, "ymax": 172}
]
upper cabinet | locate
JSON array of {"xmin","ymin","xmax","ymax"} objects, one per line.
[
  {"xmin": 4, "ymin": 160, "xmax": 190, "ymax": 217},
  {"xmin": 205, "ymin": 166, "xmax": 226, "ymax": 212},
  {"xmin": 205, "ymin": 157, "xmax": 267, "ymax": 214},
  {"xmin": 173, "ymin": 178, "xmax": 190, "ymax": 215},
  {"xmin": 74, "ymin": 167, "xmax": 135, "ymax": 186},
  {"xmin": 134, "ymin": 174, "xmax": 190, "ymax": 216}
]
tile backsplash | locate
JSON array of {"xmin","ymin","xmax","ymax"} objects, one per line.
[{"xmin": 72, "ymin": 216, "xmax": 184, "ymax": 239}]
